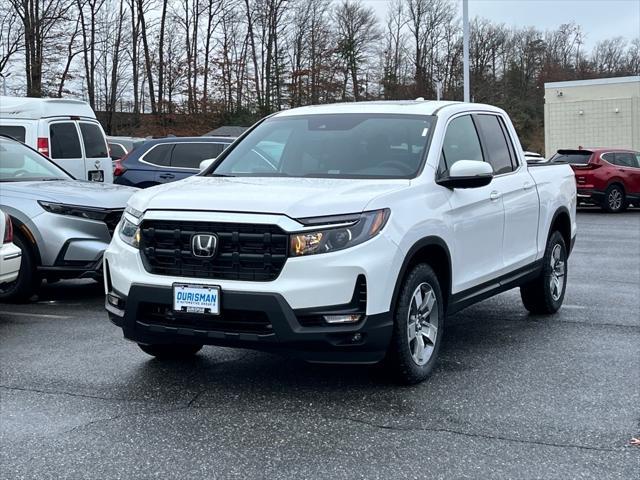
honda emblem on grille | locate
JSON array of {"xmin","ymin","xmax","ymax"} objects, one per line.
[{"xmin": 191, "ymin": 234, "xmax": 218, "ymax": 258}]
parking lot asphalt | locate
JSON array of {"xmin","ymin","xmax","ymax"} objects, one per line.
[{"xmin": 1, "ymin": 209, "xmax": 639, "ymax": 479}]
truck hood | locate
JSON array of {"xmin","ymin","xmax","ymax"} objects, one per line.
[
  {"xmin": 129, "ymin": 176, "xmax": 410, "ymax": 218},
  {"xmin": 1, "ymin": 180, "xmax": 138, "ymax": 209}
]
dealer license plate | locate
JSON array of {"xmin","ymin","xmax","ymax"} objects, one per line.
[
  {"xmin": 88, "ymin": 170, "xmax": 104, "ymax": 182},
  {"xmin": 173, "ymin": 284, "xmax": 220, "ymax": 315}
]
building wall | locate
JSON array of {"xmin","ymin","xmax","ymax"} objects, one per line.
[{"xmin": 544, "ymin": 77, "xmax": 640, "ymax": 156}]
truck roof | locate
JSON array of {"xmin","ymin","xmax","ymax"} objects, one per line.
[
  {"xmin": 273, "ymin": 100, "xmax": 505, "ymax": 118},
  {"xmin": 0, "ymin": 96, "xmax": 97, "ymax": 120}
]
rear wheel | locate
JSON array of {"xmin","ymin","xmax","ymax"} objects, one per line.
[
  {"xmin": 602, "ymin": 184, "xmax": 626, "ymax": 213},
  {"xmin": 0, "ymin": 233, "xmax": 40, "ymax": 303},
  {"xmin": 385, "ymin": 264, "xmax": 444, "ymax": 385},
  {"xmin": 520, "ymin": 231, "xmax": 567, "ymax": 314},
  {"xmin": 138, "ymin": 343, "xmax": 203, "ymax": 359}
]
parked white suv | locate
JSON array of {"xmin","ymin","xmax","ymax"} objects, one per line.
[
  {"xmin": 0, "ymin": 96, "xmax": 112, "ymax": 183},
  {"xmin": 105, "ymin": 101, "xmax": 577, "ymax": 384}
]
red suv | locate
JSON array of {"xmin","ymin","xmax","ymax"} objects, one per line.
[{"xmin": 550, "ymin": 148, "xmax": 640, "ymax": 212}]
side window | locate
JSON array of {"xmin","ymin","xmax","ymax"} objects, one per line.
[
  {"xmin": 601, "ymin": 153, "xmax": 615, "ymax": 164},
  {"xmin": 79, "ymin": 123, "xmax": 108, "ymax": 158},
  {"xmin": 634, "ymin": 152, "xmax": 640, "ymax": 168},
  {"xmin": 615, "ymin": 152, "xmax": 636, "ymax": 168},
  {"xmin": 440, "ymin": 115, "xmax": 484, "ymax": 174},
  {"xmin": 142, "ymin": 144, "xmax": 172, "ymax": 166},
  {"xmin": 50, "ymin": 122, "xmax": 82, "ymax": 159},
  {"xmin": 475, "ymin": 114, "xmax": 515, "ymax": 175},
  {"xmin": 171, "ymin": 143, "xmax": 226, "ymax": 169},
  {"xmin": 0, "ymin": 125, "xmax": 26, "ymax": 142}
]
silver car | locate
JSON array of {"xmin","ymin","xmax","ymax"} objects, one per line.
[{"xmin": 0, "ymin": 136, "xmax": 137, "ymax": 301}]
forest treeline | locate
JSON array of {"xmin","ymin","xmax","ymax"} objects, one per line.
[{"xmin": 1, "ymin": 0, "xmax": 639, "ymax": 150}]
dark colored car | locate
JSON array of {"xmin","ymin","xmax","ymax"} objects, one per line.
[
  {"xmin": 107, "ymin": 136, "xmax": 147, "ymax": 160},
  {"xmin": 113, "ymin": 136, "xmax": 233, "ymax": 188},
  {"xmin": 550, "ymin": 148, "xmax": 640, "ymax": 212}
]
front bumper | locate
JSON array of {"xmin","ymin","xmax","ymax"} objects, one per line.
[
  {"xmin": 106, "ymin": 283, "xmax": 393, "ymax": 363},
  {"xmin": 0, "ymin": 243, "xmax": 22, "ymax": 284}
]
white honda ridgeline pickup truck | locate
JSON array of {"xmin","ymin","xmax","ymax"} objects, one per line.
[{"xmin": 105, "ymin": 101, "xmax": 576, "ymax": 384}]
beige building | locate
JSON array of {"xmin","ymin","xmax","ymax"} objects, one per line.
[{"xmin": 544, "ymin": 76, "xmax": 640, "ymax": 157}]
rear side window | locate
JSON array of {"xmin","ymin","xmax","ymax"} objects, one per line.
[
  {"xmin": 50, "ymin": 122, "xmax": 82, "ymax": 159},
  {"xmin": 475, "ymin": 114, "xmax": 515, "ymax": 175},
  {"xmin": 440, "ymin": 115, "xmax": 484, "ymax": 173},
  {"xmin": 0, "ymin": 125, "xmax": 26, "ymax": 142},
  {"xmin": 601, "ymin": 153, "xmax": 615, "ymax": 164},
  {"xmin": 614, "ymin": 152, "xmax": 638, "ymax": 168},
  {"xmin": 171, "ymin": 143, "xmax": 227, "ymax": 169},
  {"xmin": 79, "ymin": 123, "xmax": 108, "ymax": 158},
  {"xmin": 142, "ymin": 144, "xmax": 172, "ymax": 166}
]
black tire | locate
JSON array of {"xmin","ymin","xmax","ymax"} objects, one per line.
[
  {"xmin": 0, "ymin": 233, "xmax": 40, "ymax": 303},
  {"xmin": 138, "ymin": 343, "xmax": 203, "ymax": 359},
  {"xmin": 384, "ymin": 264, "xmax": 444, "ymax": 385},
  {"xmin": 520, "ymin": 231, "xmax": 567, "ymax": 314},
  {"xmin": 602, "ymin": 184, "xmax": 627, "ymax": 213}
]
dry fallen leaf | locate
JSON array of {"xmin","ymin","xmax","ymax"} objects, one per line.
[{"xmin": 630, "ymin": 437, "xmax": 640, "ymax": 446}]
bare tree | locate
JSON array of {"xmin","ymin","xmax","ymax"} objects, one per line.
[
  {"xmin": 334, "ymin": 0, "xmax": 380, "ymax": 101},
  {"xmin": 0, "ymin": 4, "xmax": 23, "ymax": 86},
  {"xmin": 9, "ymin": 0, "xmax": 72, "ymax": 97}
]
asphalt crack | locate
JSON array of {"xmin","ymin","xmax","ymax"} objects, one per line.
[{"xmin": 329, "ymin": 415, "xmax": 623, "ymax": 453}]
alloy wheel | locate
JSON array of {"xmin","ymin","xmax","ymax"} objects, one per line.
[
  {"xmin": 608, "ymin": 188, "xmax": 622, "ymax": 211},
  {"xmin": 549, "ymin": 243, "xmax": 566, "ymax": 301},
  {"xmin": 407, "ymin": 282, "xmax": 439, "ymax": 366}
]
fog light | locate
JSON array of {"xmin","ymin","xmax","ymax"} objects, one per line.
[
  {"xmin": 323, "ymin": 314, "xmax": 361, "ymax": 324},
  {"xmin": 107, "ymin": 293, "xmax": 125, "ymax": 310}
]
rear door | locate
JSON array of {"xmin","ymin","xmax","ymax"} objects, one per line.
[
  {"xmin": 48, "ymin": 121, "xmax": 84, "ymax": 179},
  {"xmin": 77, "ymin": 120, "xmax": 113, "ymax": 183},
  {"xmin": 614, "ymin": 152, "xmax": 640, "ymax": 195},
  {"xmin": 165, "ymin": 142, "xmax": 228, "ymax": 183},
  {"xmin": 475, "ymin": 113, "xmax": 539, "ymax": 270}
]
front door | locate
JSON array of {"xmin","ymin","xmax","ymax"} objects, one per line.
[{"xmin": 438, "ymin": 114, "xmax": 505, "ymax": 293}]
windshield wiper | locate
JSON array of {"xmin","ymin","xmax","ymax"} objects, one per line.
[{"xmin": 208, "ymin": 173, "xmax": 236, "ymax": 177}]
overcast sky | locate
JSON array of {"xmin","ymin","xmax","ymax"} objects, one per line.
[{"xmin": 361, "ymin": 0, "xmax": 640, "ymax": 51}]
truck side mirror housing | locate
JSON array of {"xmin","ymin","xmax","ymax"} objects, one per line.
[
  {"xmin": 436, "ymin": 160, "xmax": 493, "ymax": 189},
  {"xmin": 199, "ymin": 158, "xmax": 216, "ymax": 172}
]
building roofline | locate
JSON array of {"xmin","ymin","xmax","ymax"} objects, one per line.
[{"xmin": 544, "ymin": 76, "xmax": 640, "ymax": 89}]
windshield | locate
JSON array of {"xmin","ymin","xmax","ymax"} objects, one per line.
[
  {"xmin": 210, "ymin": 114, "xmax": 435, "ymax": 179},
  {"xmin": 0, "ymin": 138, "xmax": 71, "ymax": 182}
]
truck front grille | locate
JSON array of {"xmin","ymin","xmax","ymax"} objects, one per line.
[{"xmin": 139, "ymin": 220, "xmax": 289, "ymax": 281}]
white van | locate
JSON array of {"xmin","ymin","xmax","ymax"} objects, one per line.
[{"xmin": 0, "ymin": 96, "xmax": 113, "ymax": 183}]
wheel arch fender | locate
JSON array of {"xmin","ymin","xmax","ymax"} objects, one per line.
[
  {"xmin": 548, "ymin": 206, "xmax": 572, "ymax": 255},
  {"xmin": 391, "ymin": 236, "xmax": 452, "ymax": 313},
  {"xmin": 7, "ymin": 214, "xmax": 42, "ymax": 265}
]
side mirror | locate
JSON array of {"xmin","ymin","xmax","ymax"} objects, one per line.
[
  {"xmin": 436, "ymin": 160, "xmax": 493, "ymax": 189},
  {"xmin": 199, "ymin": 158, "xmax": 216, "ymax": 172}
]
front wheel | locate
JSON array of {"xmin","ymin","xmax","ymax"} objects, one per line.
[
  {"xmin": 0, "ymin": 233, "xmax": 40, "ymax": 303},
  {"xmin": 384, "ymin": 264, "xmax": 444, "ymax": 385},
  {"xmin": 138, "ymin": 343, "xmax": 203, "ymax": 359},
  {"xmin": 520, "ymin": 231, "xmax": 568, "ymax": 314}
]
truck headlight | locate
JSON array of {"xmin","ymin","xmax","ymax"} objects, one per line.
[
  {"xmin": 290, "ymin": 209, "xmax": 389, "ymax": 257},
  {"xmin": 119, "ymin": 217, "xmax": 141, "ymax": 248}
]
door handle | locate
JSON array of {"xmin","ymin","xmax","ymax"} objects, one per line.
[
  {"xmin": 159, "ymin": 173, "xmax": 175, "ymax": 179},
  {"xmin": 490, "ymin": 191, "xmax": 501, "ymax": 201},
  {"xmin": 523, "ymin": 182, "xmax": 533, "ymax": 190}
]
